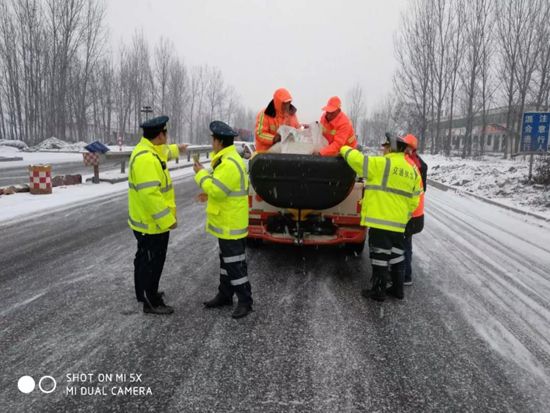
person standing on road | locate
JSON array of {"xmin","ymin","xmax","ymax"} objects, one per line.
[
  {"xmin": 194, "ymin": 121, "xmax": 253, "ymax": 319},
  {"xmin": 315, "ymin": 96, "xmax": 358, "ymax": 156},
  {"xmin": 402, "ymin": 134, "xmax": 427, "ymax": 286},
  {"xmin": 340, "ymin": 133, "xmax": 422, "ymax": 302},
  {"xmin": 128, "ymin": 115, "xmax": 188, "ymax": 315},
  {"xmin": 254, "ymin": 88, "xmax": 300, "ymax": 152}
]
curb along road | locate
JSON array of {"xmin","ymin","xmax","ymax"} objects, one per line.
[{"xmin": 427, "ymin": 178, "xmax": 549, "ymax": 223}]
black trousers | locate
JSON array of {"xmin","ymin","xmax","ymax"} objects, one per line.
[
  {"xmin": 368, "ymin": 228, "xmax": 405, "ymax": 294},
  {"xmin": 218, "ymin": 238, "xmax": 253, "ymax": 305},
  {"xmin": 404, "ymin": 215, "xmax": 424, "ymax": 281},
  {"xmin": 133, "ymin": 230, "xmax": 169, "ymax": 305}
]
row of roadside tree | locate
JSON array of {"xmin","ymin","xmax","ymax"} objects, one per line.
[
  {"xmin": 0, "ymin": 0, "xmax": 255, "ymax": 146},
  {"xmin": 364, "ymin": 0, "xmax": 550, "ymax": 158}
]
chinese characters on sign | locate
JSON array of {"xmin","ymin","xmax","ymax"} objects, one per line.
[{"xmin": 521, "ymin": 112, "xmax": 550, "ymax": 152}]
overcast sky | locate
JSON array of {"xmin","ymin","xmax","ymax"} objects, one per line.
[{"xmin": 107, "ymin": 0, "xmax": 408, "ymax": 122}]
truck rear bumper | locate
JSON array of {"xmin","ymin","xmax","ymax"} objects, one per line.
[{"xmin": 248, "ymin": 222, "xmax": 366, "ymax": 246}]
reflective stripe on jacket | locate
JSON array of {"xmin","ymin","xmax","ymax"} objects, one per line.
[
  {"xmin": 319, "ymin": 111, "xmax": 357, "ymax": 156},
  {"xmin": 340, "ymin": 146, "xmax": 422, "ymax": 233},
  {"xmin": 194, "ymin": 145, "xmax": 249, "ymax": 239},
  {"xmin": 127, "ymin": 137, "xmax": 178, "ymax": 234}
]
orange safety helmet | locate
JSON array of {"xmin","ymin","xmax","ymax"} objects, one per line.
[
  {"xmin": 322, "ymin": 96, "xmax": 342, "ymax": 113},
  {"xmin": 273, "ymin": 88, "xmax": 292, "ymax": 103},
  {"xmin": 402, "ymin": 134, "xmax": 418, "ymax": 150}
]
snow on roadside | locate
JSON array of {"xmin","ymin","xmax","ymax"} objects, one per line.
[
  {"xmin": 423, "ymin": 153, "xmax": 550, "ymax": 216},
  {"xmin": 0, "ymin": 144, "xmax": 138, "ymax": 171},
  {"xmin": 0, "ymin": 166, "xmax": 196, "ymax": 226},
  {"xmin": 0, "ymin": 139, "xmax": 28, "ymax": 150},
  {"xmin": 0, "ymin": 145, "xmax": 83, "ymax": 169},
  {"xmin": 26, "ymin": 137, "xmax": 88, "ymax": 152}
]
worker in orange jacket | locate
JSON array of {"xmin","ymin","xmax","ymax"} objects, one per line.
[
  {"xmin": 402, "ymin": 134, "xmax": 427, "ymax": 286},
  {"xmin": 254, "ymin": 88, "xmax": 300, "ymax": 152},
  {"xmin": 317, "ymin": 96, "xmax": 358, "ymax": 156}
]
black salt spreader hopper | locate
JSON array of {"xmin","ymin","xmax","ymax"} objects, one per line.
[{"xmin": 247, "ymin": 153, "xmax": 366, "ymax": 251}]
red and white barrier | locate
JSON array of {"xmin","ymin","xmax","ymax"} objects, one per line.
[{"xmin": 28, "ymin": 165, "xmax": 52, "ymax": 195}]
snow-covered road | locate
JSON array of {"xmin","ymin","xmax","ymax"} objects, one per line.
[
  {"xmin": 417, "ymin": 187, "xmax": 550, "ymax": 402},
  {"xmin": 1, "ymin": 178, "xmax": 549, "ymax": 412}
]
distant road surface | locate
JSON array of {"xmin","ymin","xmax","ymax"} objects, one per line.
[{"xmin": 1, "ymin": 178, "xmax": 549, "ymax": 412}]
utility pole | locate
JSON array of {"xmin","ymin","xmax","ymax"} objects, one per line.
[{"xmin": 141, "ymin": 105, "xmax": 153, "ymax": 121}]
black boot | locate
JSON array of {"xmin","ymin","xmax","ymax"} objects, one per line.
[
  {"xmin": 362, "ymin": 267, "xmax": 388, "ymax": 302},
  {"xmin": 361, "ymin": 287, "xmax": 385, "ymax": 302},
  {"xmin": 232, "ymin": 302, "xmax": 253, "ymax": 319},
  {"xmin": 143, "ymin": 295, "xmax": 174, "ymax": 314},
  {"xmin": 387, "ymin": 264, "xmax": 404, "ymax": 299},
  {"xmin": 137, "ymin": 291, "xmax": 164, "ymax": 303},
  {"xmin": 155, "ymin": 295, "xmax": 171, "ymax": 308},
  {"xmin": 143, "ymin": 303, "xmax": 174, "ymax": 314},
  {"xmin": 203, "ymin": 293, "xmax": 233, "ymax": 308}
]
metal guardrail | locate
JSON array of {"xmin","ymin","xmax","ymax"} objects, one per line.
[
  {"xmin": 103, "ymin": 145, "xmax": 211, "ymax": 173},
  {"xmin": 511, "ymin": 151, "xmax": 550, "ymax": 157},
  {"xmin": 83, "ymin": 144, "xmax": 212, "ymax": 183}
]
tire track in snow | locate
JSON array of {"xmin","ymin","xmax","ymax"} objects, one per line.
[{"xmin": 418, "ymin": 188, "xmax": 550, "ymax": 402}]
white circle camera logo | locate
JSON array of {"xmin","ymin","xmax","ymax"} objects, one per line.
[{"xmin": 18, "ymin": 376, "xmax": 56, "ymax": 394}]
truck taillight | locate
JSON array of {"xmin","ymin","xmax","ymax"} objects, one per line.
[
  {"xmin": 356, "ymin": 201, "xmax": 361, "ymax": 213},
  {"xmin": 255, "ymin": 194, "xmax": 263, "ymax": 202},
  {"xmin": 248, "ymin": 195, "xmax": 252, "ymax": 208}
]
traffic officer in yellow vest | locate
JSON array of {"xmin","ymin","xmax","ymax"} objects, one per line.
[
  {"xmin": 340, "ymin": 133, "xmax": 422, "ymax": 302},
  {"xmin": 128, "ymin": 115, "xmax": 188, "ymax": 315},
  {"xmin": 193, "ymin": 121, "xmax": 252, "ymax": 319}
]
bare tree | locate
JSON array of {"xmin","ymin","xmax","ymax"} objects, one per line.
[
  {"xmin": 0, "ymin": 1, "xmax": 23, "ymax": 140},
  {"xmin": 91, "ymin": 57, "xmax": 115, "ymax": 141},
  {"xmin": 512, "ymin": 0, "xmax": 545, "ymax": 154},
  {"xmin": 154, "ymin": 37, "xmax": 173, "ymax": 115},
  {"xmin": 394, "ymin": 0, "xmax": 434, "ymax": 152},
  {"xmin": 460, "ymin": 0, "xmax": 493, "ymax": 158},
  {"xmin": 444, "ymin": 0, "xmax": 465, "ymax": 155},
  {"xmin": 166, "ymin": 57, "xmax": 189, "ymax": 143},
  {"xmin": 0, "ymin": 0, "xmax": 252, "ymax": 145},
  {"xmin": 205, "ymin": 67, "xmax": 226, "ymax": 122},
  {"xmin": 346, "ymin": 83, "xmax": 365, "ymax": 132},
  {"xmin": 364, "ymin": 96, "xmax": 399, "ymax": 148},
  {"xmin": 45, "ymin": 0, "xmax": 86, "ymax": 140},
  {"xmin": 188, "ymin": 66, "xmax": 206, "ymax": 144},
  {"xmin": 533, "ymin": 1, "xmax": 550, "ymax": 111},
  {"xmin": 429, "ymin": 0, "xmax": 454, "ymax": 153},
  {"xmin": 496, "ymin": 0, "xmax": 527, "ymax": 157},
  {"xmin": 72, "ymin": 0, "xmax": 106, "ymax": 141}
]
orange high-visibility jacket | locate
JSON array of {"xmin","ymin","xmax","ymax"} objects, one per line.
[
  {"xmin": 405, "ymin": 153, "xmax": 425, "ymax": 217},
  {"xmin": 255, "ymin": 88, "xmax": 300, "ymax": 152},
  {"xmin": 319, "ymin": 111, "xmax": 358, "ymax": 156}
]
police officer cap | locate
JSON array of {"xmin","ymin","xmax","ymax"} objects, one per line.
[
  {"xmin": 209, "ymin": 121, "xmax": 239, "ymax": 139},
  {"xmin": 140, "ymin": 115, "xmax": 169, "ymax": 131},
  {"xmin": 382, "ymin": 132, "xmax": 406, "ymax": 151}
]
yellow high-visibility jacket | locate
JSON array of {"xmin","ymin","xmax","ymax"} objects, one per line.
[
  {"xmin": 128, "ymin": 137, "xmax": 179, "ymax": 234},
  {"xmin": 340, "ymin": 146, "xmax": 422, "ymax": 233},
  {"xmin": 194, "ymin": 145, "xmax": 249, "ymax": 240}
]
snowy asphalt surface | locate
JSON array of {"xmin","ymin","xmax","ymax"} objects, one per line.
[{"xmin": 1, "ymin": 177, "xmax": 550, "ymax": 412}]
